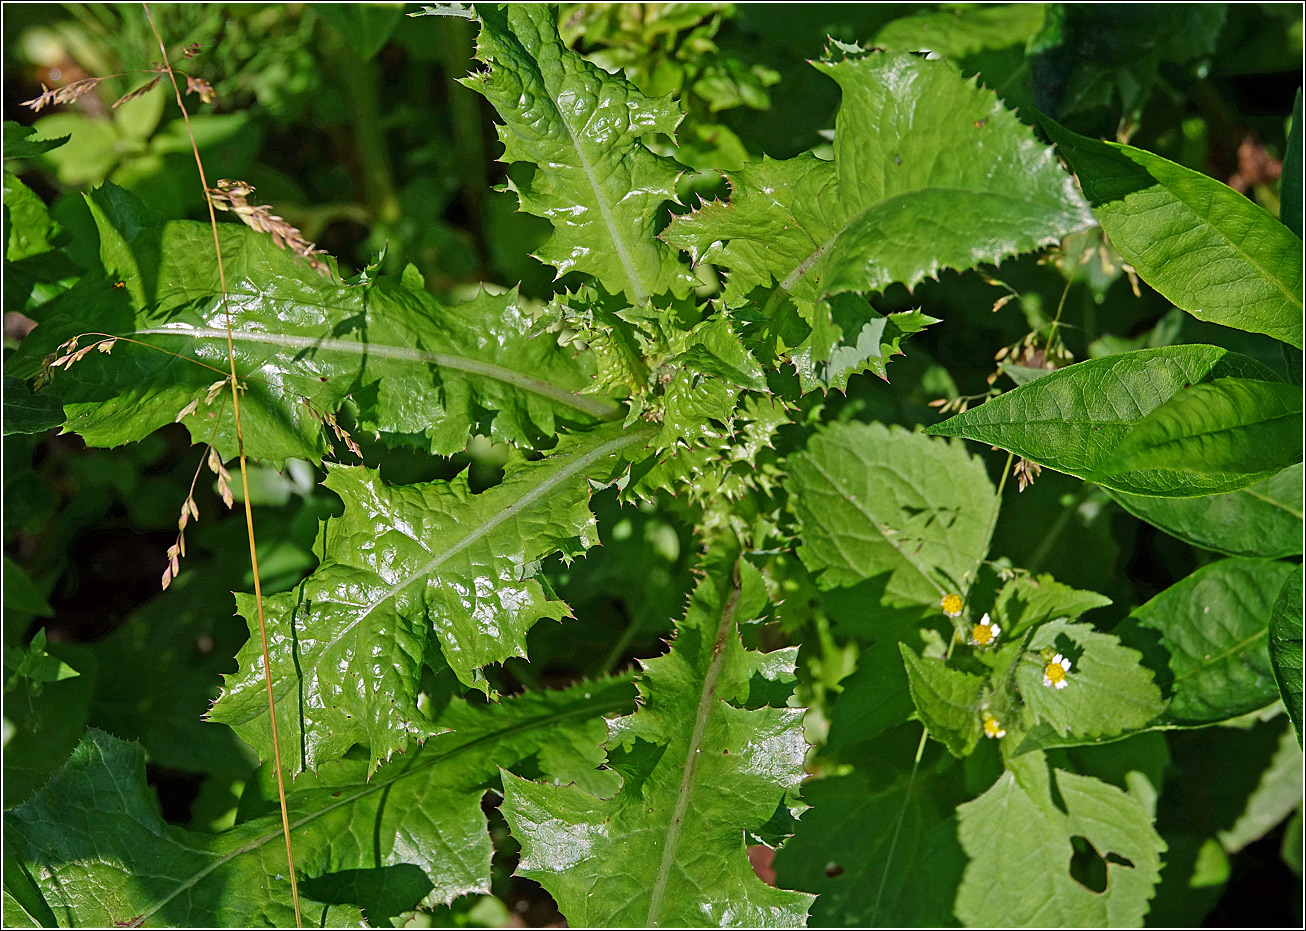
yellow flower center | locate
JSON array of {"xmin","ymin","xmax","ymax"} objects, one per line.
[
  {"xmin": 1045, "ymin": 661, "xmax": 1067, "ymax": 685},
  {"xmin": 972, "ymin": 622, "xmax": 994, "ymax": 645},
  {"xmin": 941, "ymin": 593, "xmax": 964, "ymax": 617}
]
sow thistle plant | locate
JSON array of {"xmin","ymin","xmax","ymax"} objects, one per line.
[{"xmin": 3, "ymin": 4, "xmax": 1302, "ymax": 929}]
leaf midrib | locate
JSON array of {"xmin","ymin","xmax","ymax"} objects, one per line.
[
  {"xmin": 134, "ymin": 324, "xmax": 620, "ymax": 420},
  {"xmin": 130, "ymin": 691, "xmax": 633, "ymax": 924}
]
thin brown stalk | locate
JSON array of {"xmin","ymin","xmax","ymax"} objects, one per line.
[{"xmin": 141, "ymin": 5, "xmax": 302, "ymax": 926}]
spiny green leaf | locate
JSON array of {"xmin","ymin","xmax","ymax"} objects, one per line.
[
  {"xmin": 6, "ymin": 680, "xmax": 632, "ymax": 926},
  {"xmin": 210, "ymin": 423, "xmax": 652, "ymax": 775},
  {"xmin": 1042, "ymin": 116, "xmax": 1303, "ymax": 348},
  {"xmin": 1, "ymin": 122, "xmax": 69, "ymax": 160},
  {"xmin": 956, "ymin": 752, "xmax": 1165, "ymax": 926},
  {"xmin": 1014, "ymin": 619, "xmax": 1165, "ymax": 743},
  {"xmin": 464, "ymin": 4, "xmax": 694, "ymax": 303},
  {"xmin": 900, "ymin": 643, "xmax": 984, "ymax": 757},
  {"xmin": 500, "ymin": 551, "xmax": 813, "ymax": 927},
  {"xmin": 1109, "ymin": 463, "xmax": 1303, "ymax": 558},
  {"xmin": 1269, "ymin": 566, "xmax": 1304, "ymax": 747},
  {"xmin": 788, "ymin": 422, "xmax": 997, "ymax": 606},
  {"xmin": 926, "ymin": 346, "xmax": 1297, "ymax": 497},
  {"xmin": 1132, "ymin": 557, "xmax": 1296, "ymax": 724},
  {"xmin": 11, "ymin": 184, "xmax": 610, "ymax": 464},
  {"xmin": 665, "ymin": 49, "xmax": 1092, "ymax": 388}
]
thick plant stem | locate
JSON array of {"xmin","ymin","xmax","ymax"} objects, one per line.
[{"xmin": 141, "ymin": 5, "xmax": 303, "ymax": 927}]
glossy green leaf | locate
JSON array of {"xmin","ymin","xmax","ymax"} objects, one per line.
[
  {"xmin": 10, "ymin": 184, "xmax": 610, "ymax": 463},
  {"xmin": 788, "ymin": 422, "xmax": 997, "ymax": 606},
  {"xmin": 665, "ymin": 48, "xmax": 1091, "ymax": 390},
  {"xmin": 1014, "ymin": 619, "xmax": 1165, "ymax": 743},
  {"xmin": 773, "ymin": 764, "xmax": 967, "ymax": 928},
  {"xmin": 1269, "ymin": 566, "xmax": 1304, "ymax": 746},
  {"xmin": 500, "ymin": 552, "xmax": 813, "ymax": 927},
  {"xmin": 6, "ymin": 680, "xmax": 632, "ymax": 926},
  {"xmin": 1109, "ymin": 463, "xmax": 1303, "ymax": 558},
  {"xmin": 1133, "ymin": 558, "xmax": 1296, "ymax": 724},
  {"xmin": 210, "ymin": 424, "xmax": 652, "ymax": 775},
  {"xmin": 900, "ymin": 644, "xmax": 984, "ymax": 757},
  {"xmin": 956, "ymin": 753, "xmax": 1165, "ymax": 926},
  {"xmin": 464, "ymin": 5, "xmax": 694, "ymax": 303},
  {"xmin": 1, "ymin": 376, "xmax": 63, "ymax": 437},
  {"xmin": 926, "ymin": 346, "xmax": 1298, "ymax": 496},
  {"xmin": 1042, "ymin": 117, "xmax": 1303, "ymax": 348}
]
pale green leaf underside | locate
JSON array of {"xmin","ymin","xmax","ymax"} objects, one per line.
[
  {"xmin": 788, "ymin": 422, "xmax": 997, "ymax": 605},
  {"xmin": 956, "ymin": 753, "xmax": 1165, "ymax": 926},
  {"xmin": 11, "ymin": 185, "xmax": 608, "ymax": 464},
  {"xmin": 926, "ymin": 346, "xmax": 1298, "ymax": 497},
  {"xmin": 1043, "ymin": 117, "xmax": 1304, "ymax": 348},
  {"xmin": 465, "ymin": 5, "xmax": 694, "ymax": 303},
  {"xmin": 501, "ymin": 555, "xmax": 813, "ymax": 928},
  {"xmin": 6, "ymin": 682, "xmax": 632, "ymax": 926},
  {"xmin": 210, "ymin": 424, "xmax": 652, "ymax": 774},
  {"xmin": 1109, "ymin": 462, "xmax": 1303, "ymax": 558},
  {"xmin": 1133, "ymin": 557, "xmax": 1296, "ymax": 724}
]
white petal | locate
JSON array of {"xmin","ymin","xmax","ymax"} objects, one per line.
[
  {"xmin": 980, "ymin": 613, "xmax": 990, "ymax": 625},
  {"xmin": 1056, "ymin": 679, "xmax": 1067, "ymax": 689},
  {"xmin": 991, "ymin": 625, "xmax": 1001, "ymax": 637},
  {"xmin": 1053, "ymin": 653, "xmax": 1064, "ymax": 664}
]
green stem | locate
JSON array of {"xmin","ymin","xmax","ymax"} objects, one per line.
[{"xmin": 340, "ymin": 47, "xmax": 401, "ymax": 228}]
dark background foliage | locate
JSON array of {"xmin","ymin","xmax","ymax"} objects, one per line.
[{"xmin": 3, "ymin": 3, "xmax": 1301, "ymax": 926}]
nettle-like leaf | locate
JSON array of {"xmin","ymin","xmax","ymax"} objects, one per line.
[
  {"xmin": 899, "ymin": 644, "xmax": 985, "ymax": 757},
  {"xmin": 788, "ymin": 422, "xmax": 997, "ymax": 606},
  {"xmin": 1132, "ymin": 557, "xmax": 1297, "ymax": 724},
  {"xmin": 500, "ymin": 551, "xmax": 813, "ymax": 927},
  {"xmin": 1042, "ymin": 116, "xmax": 1304, "ymax": 348},
  {"xmin": 956, "ymin": 752, "xmax": 1165, "ymax": 926},
  {"xmin": 665, "ymin": 47, "xmax": 1092, "ymax": 389},
  {"xmin": 464, "ymin": 4, "xmax": 695, "ymax": 303},
  {"xmin": 210, "ymin": 423, "xmax": 652, "ymax": 775},
  {"xmin": 1268, "ymin": 567, "xmax": 1303, "ymax": 747},
  {"xmin": 5, "ymin": 680, "xmax": 633, "ymax": 927},
  {"xmin": 927, "ymin": 345, "xmax": 1300, "ymax": 497},
  {"xmin": 992, "ymin": 573, "xmax": 1113, "ymax": 639},
  {"xmin": 11, "ymin": 185, "xmax": 610, "ymax": 463},
  {"xmin": 1109, "ymin": 462, "xmax": 1303, "ymax": 558}
]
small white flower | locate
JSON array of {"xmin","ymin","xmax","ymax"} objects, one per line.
[
  {"xmin": 970, "ymin": 613, "xmax": 1001, "ymax": 648},
  {"xmin": 941, "ymin": 593, "xmax": 964, "ymax": 618},
  {"xmin": 1043, "ymin": 653, "xmax": 1072, "ymax": 689},
  {"xmin": 982, "ymin": 712, "xmax": 1006, "ymax": 739}
]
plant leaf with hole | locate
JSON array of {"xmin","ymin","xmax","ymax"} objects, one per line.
[
  {"xmin": 8, "ymin": 184, "xmax": 608, "ymax": 464},
  {"xmin": 956, "ymin": 752, "xmax": 1165, "ymax": 926},
  {"xmin": 1132, "ymin": 557, "xmax": 1296, "ymax": 724},
  {"xmin": 788, "ymin": 422, "xmax": 997, "ymax": 606},
  {"xmin": 1042, "ymin": 116, "xmax": 1303, "ymax": 348},
  {"xmin": 500, "ymin": 550, "xmax": 813, "ymax": 927},
  {"xmin": 463, "ymin": 4, "xmax": 694, "ymax": 303},
  {"xmin": 209, "ymin": 423, "xmax": 652, "ymax": 775},
  {"xmin": 926, "ymin": 346, "xmax": 1299, "ymax": 497}
]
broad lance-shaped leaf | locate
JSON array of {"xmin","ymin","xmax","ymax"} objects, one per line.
[
  {"xmin": 1108, "ymin": 462, "xmax": 1303, "ymax": 559},
  {"xmin": 4, "ymin": 680, "xmax": 634, "ymax": 927},
  {"xmin": 956, "ymin": 752, "xmax": 1164, "ymax": 926},
  {"xmin": 501, "ymin": 552, "xmax": 813, "ymax": 927},
  {"xmin": 210, "ymin": 423, "xmax": 653, "ymax": 775},
  {"xmin": 1042, "ymin": 116, "xmax": 1303, "ymax": 348},
  {"xmin": 926, "ymin": 345, "xmax": 1300, "ymax": 497},
  {"xmin": 1132, "ymin": 557, "xmax": 1296, "ymax": 724},
  {"xmin": 464, "ymin": 4, "xmax": 694, "ymax": 303},
  {"xmin": 666, "ymin": 48, "xmax": 1092, "ymax": 387},
  {"xmin": 1269, "ymin": 566, "xmax": 1303, "ymax": 747},
  {"xmin": 788, "ymin": 422, "xmax": 997, "ymax": 606},
  {"xmin": 9, "ymin": 184, "xmax": 612, "ymax": 464}
]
